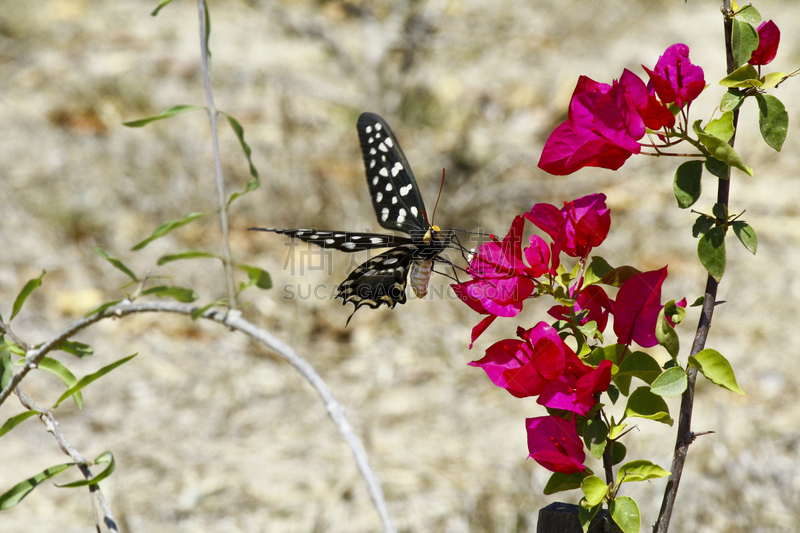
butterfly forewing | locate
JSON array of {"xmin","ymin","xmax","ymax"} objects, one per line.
[
  {"xmin": 248, "ymin": 228, "xmax": 413, "ymax": 252},
  {"xmin": 357, "ymin": 112, "xmax": 428, "ymax": 234}
]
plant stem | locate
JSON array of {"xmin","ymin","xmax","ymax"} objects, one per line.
[
  {"xmin": 198, "ymin": 0, "xmax": 238, "ymax": 310},
  {"xmin": 653, "ymin": 2, "xmax": 735, "ymax": 531}
]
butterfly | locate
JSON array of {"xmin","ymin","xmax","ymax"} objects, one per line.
[{"xmin": 249, "ymin": 112, "xmax": 457, "ymax": 325}]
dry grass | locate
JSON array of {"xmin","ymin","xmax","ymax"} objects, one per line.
[{"xmin": 1, "ymin": 0, "xmax": 799, "ymax": 531}]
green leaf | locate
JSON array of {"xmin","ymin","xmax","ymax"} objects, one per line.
[
  {"xmin": 123, "ymin": 105, "xmax": 203, "ymax": 128},
  {"xmin": 692, "ymin": 215, "xmax": 714, "ymax": 238},
  {"xmin": 578, "ymin": 500, "xmax": 601, "ymax": 533},
  {"xmin": 57, "ymin": 451, "xmax": 115, "ymax": 488},
  {"xmin": 737, "ymin": 5, "xmax": 761, "ymax": 23},
  {"xmin": 598, "ymin": 265, "xmax": 641, "ymax": 288},
  {"xmin": 583, "ymin": 419, "xmax": 608, "ymax": 459},
  {"xmin": 624, "ymin": 387, "xmax": 673, "ymax": 425},
  {"xmin": 227, "ymin": 178, "xmax": 260, "ymax": 206},
  {"xmin": 609, "ymin": 496, "xmax": 640, "ymax": 533},
  {"xmin": 606, "ymin": 384, "xmax": 619, "ymax": 404},
  {"xmin": 704, "ymin": 157, "xmax": 728, "ymax": 180},
  {"xmin": 720, "ymin": 90, "xmax": 745, "ymax": 112},
  {"xmin": 616, "ymin": 351, "xmax": 662, "ymax": 385},
  {"xmin": 712, "ymin": 203, "xmax": 728, "ymax": 221},
  {"xmin": 693, "ymin": 121, "xmax": 752, "ymax": 177},
  {"xmin": 760, "ymin": 72, "xmax": 785, "ymax": 90},
  {"xmin": 731, "ymin": 19, "xmax": 760, "ymax": 69},
  {"xmin": 584, "ymin": 256, "xmax": 614, "ymax": 285},
  {"xmin": 543, "ymin": 471, "xmax": 585, "ymax": 495},
  {"xmin": 151, "ymin": 0, "xmax": 174, "ymax": 16},
  {"xmin": 673, "ymin": 161, "xmax": 703, "ymax": 209},
  {"xmin": 237, "ymin": 265, "xmax": 273, "ymax": 291},
  {"xmin": 690, "ymin": 296, "xmax": 705, "ymax": 307},
  {"xmin": 705, "ymin": 111, "xmax": 734, "ymax": 143},
  {"xmin": 91, "ymin": 247, "xmax": 138, "ymax": 282},
  {"xmin": 616, "ymin": 460, "xmax": 671, "ymax": 485},
  {"xmin": 581, "ymin": 475, "xmax": 608, "ymax": 507},
  {"xmin": 655, "ymin": 307, "xmax": 679, "ymax": 358},
  {"xmin": 11, "ymin": 270, "xmax": 46, "ymax": 322},
  {"xmin": 54, "ymin": 340, "xmax": 93, "ymax": 359},
  {"xmin": 651, "ymin": 367, "xmax": 688, "ymax": 397},
  {"xmin": 85, "ymin": 300, "xmax": 122, "ymax": 318},
  {"xmin": 38, "ymin": 357, "xmax": 83, "ymax": 409},
  {"xmin": 732, "ymin": 221, "xmax": 757, "ymax": 254},
  {"xmin": 53, "ymin": 354, "xmax": 138, "ymax": 408},
  {"xmin": 0, "ymin": 411, "xmax": 40, "ymax": 438},
  {"xmin": 132, "ymin": 211, "xmax": 214, "ymax": 251},
  {"xmin": 756, "ymin": 94, "xmax": 788, "ymax": 152},
  {"xmin": 0, "ymin": 463, "xmax": 75, "ymax": 510},
  {"xmin": 0, "ymin": 347, "xmax": 12, "ymax": 391},
  {"xmin": 698, "ymin": 226, "xmax": 726, "ymax": 281},
  {"xmin": 190, "ymin": 299, "xmax": 227, "ymax": 320},
  {"xmin": 663, "ymin": 299, "xmax": 686, "ymax": 326},
  {"xmin": 141, "ymin": 286, "xmax": 199, "ymax": 303},
  {"xmin": 689, "ymin": 348, "xmax": 744, "ymax": 394},
  {"xmin": 719, "ymin": 64, "xmax": 761, "ymax": 88},
  {"xmin": 156, "ymin": 250, "xmax": 220, "ymax": 265},
  {"xmin": 222, "ymin": 112, "xmax": 259, "ymax": 179},
  {"xmin": 609, "ymin": 440, "xmax": 627, "ymax": 465}
]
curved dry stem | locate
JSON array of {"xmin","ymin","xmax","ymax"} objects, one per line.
[{"xmin": 1, "ymin": 301, "xmax": 396, "ymax": 533}]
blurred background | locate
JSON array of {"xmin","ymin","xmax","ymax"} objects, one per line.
[{"xmin": 1, "ymin": 0, "xmax": 799, "ymax": 531}]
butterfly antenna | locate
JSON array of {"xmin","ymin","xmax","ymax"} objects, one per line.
[{"xmin": 430, "ymin": 168, "xmax": 446, "ymax": 227}]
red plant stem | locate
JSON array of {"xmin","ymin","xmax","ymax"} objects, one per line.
[{"xmin": 653, "ymin": 3, "xmax": 735, "ymax": 532}]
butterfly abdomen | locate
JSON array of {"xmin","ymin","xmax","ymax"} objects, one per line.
[{"xmin": 410, "ymin": 259, "xmax": 433, "ymax": 299}]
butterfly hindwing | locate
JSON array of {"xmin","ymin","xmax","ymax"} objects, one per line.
[
  {"xmin": 248, "ymin": 228, "xmax": 413, "ymax": 252},
  {"xmin": 357, "ymin": 112, "xmax": 428, "ymax": 234},
  {"xmin": 337, "ymin": 244, "xmax": 418, "ymax": 324}
]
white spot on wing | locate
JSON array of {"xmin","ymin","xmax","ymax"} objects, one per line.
[
  {"xmin": 378, "ymin": 143, "xmax": 388, "ymax": 152},
  {"xmin": 385, "ymin": 137, "xmax": 394, "ymax": 148},
  {"xmin": 411, "ymin": 206, "xmax": 419, "ymax": 216},
  {"xmin": 370, "ymin": 148, "xmax": 377, "ymax": 155},
  {"xmin": 370, "ymin": 237, "xmax": 383, "ymax": 244},
  {"xmin": 385, "ymin": 183, "xmax": 393, "ymax": 191},
  {"xmin": 391, "ymin": 197, "xmax": 398, "ymax": 204},
  {"xmin": 342, "ymin": 242, "xmax": 356, "ymax": 250},
  {"xmin": 379, "ymin": 167, "xmax": 389, "ymax": 177},
  {"xmin": 334, "ymin": 233, "xmax": 345, "ymax": 238},
  {"xmin": 400, "ymin": 184, "xmax": 413, "ymax": 196},
  {"xmin": 372, "ymin": 176, "xmax": 379, "ymax": 186},
  {"xmin": 351, "ymin": 236, "xmax": 361, "ymax": 240},
  {"xmin": 375, "ymin": 123, "xmax": 382, "ymax": 131},
  {"xmin": 368, "ymin": 136, "xmax": 374, "ymax": 143},
  {"xmin": 309, "ymin": 234, "xmax": 320, "ymax": 239},
  {"xmin": 370, "ymin": 159, "xmax": 376, "ymax": 168},
  {"xmin": 325, "ymin": 239, "xmax": 335, "ymax": 245},
  {"xmin": 376, "ymin": 192, "xmax": 383, "ymax": 202},
  {"xmin": 381, "ymin": 208, "xmax": 389, "ymax": 222},
  {"xmin": 384, "ymin": 257, "xmax": 398, "ymax": 265},
  {"xmin": 391, "ymin": 162, "xmax": 403, "ymax": 177}
]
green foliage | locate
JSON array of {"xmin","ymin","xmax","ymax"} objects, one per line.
[
  {"xmin": 609, "ymin": 496, "xmax": 640, "ymax": 533},
  {"xmin": 624, "ymin": 387, "xmax": 673, "ymax": 425},
  {"xmin": 705, "ymin": 111, "xmax": 734, "ymax": 142},
  {"xmin": 651, "ymin": 367, "xmax": 687, "ymax": 397},
  {"xmin": 190, "ymin": 300, "xmax": 227, "ymax": 320},
  {"xmin": 222, "ymin": 112, "xmax": 259, "ymax": 180},
  {"xmin": 737, "ymin": 4, "xmax": 761, "ymax": 23},
  {"xmin": 54, "ymin": 340, "xmax": 93, "ymax": 359},
  {"xmin": 719, "ymin": 64, "xmax": 761, "ymax": 88},
  {"xmin": 583, "ymin": 419, "xmax": 608, "ymax": 459},
  {"xmin": 0, "ymin": 346, "xmax": 11, "ymax": 391},
  {"xmin": 0, "ymin": 411, "xmax": 40, "ymax": 439},
  {"xmin": 0, "ymin": 463, "xmax": 75, "ymax": 510},
  {"xmin": 85, "ymin": 300, "xmax": 123, "ymax": 317},
  {"xmin": 11, "ymin": 270, "xmax": 46, "ymax": 322},
  {"xmin": 689, "ymin": 349, "xmax": 744, "ymax": 395},
  {"xmin": 578, "ymin": 499, "xmax": 601, "ymax": 533},
  {"xmin": 615, "ymin": 460, "xmax": 670, "ymax": 485},
  {"xmin": 697, "ymin": 226, "xmax": 726, "ymax": 281},
  {"xmin": 141, "ymin": 286, "xmax": 199, "ymax": 303},
  {"xmin": 123, "ymin": 105, "xmax": 203, "ymax": 128},
  {"xmin": 131, "ymin": 211, "xmax": 214, "ymax": 251},
  {"xmin": 157, "ymin": 250, "xmax": 220, "ymax": 265},
  {"xmin": 92, "ymin": 247, "xmax": 138, "ymax": 282},
  {"xmin": 732, "ymin": 221, "xmax": 757, "ymax": 254},
  {"xmin": 693, "ymin": 120, "xmax": 752, "ymax": 177},
  {"xmin": 720, "ymin": 89, "xmax": 745, "ymax": 112},
  {"xmin": 37, "ymin": 357, "xmax": 83, "ymax": 409},
  {"xmin": 237, "ymin": 265, "xmax": 273, "ymax": 291},
  {"xmin": 731, "ymin": 18, "xmax": 759, "ymax": 68},
  {"xmin": 756, "ymin": 94, "xmax": 788, "ymax": 151},
  {"xmin": 150, "ymin": 0, "xmax": 174, "ymax": 16},
  {"xmin": 56, "ymin": 452, "xmax": 115, "ymax": 488},
  {"xmin": 543, "ymin": 471, "xmax": 585, "ymax": 495},
  {"xmin": 673, "ymin": 160, "xmax": 703, "ymax": 209},
  {"xmin": 655, "ymin": 305, "xmax": 679, "ymax": 358},
  {"xmin": 53, "ymin": 354, "xmax": 138, "ymax": 408},
  {"xmin": 581, "ymin": 475, "xmax": 608, "ymax": 506}
]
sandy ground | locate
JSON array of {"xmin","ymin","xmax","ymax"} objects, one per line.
[{"xmin": 1, "ymin": 0, "xmax": 800, "ymax": 531}]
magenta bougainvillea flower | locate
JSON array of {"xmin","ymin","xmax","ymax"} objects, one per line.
[
  {"xmin": 749, "ymin": 20, "xmax": 780, "ymax": 66},
  {"xmin": 613, "ymin": 267, "xmax": 669, "ymax": 348},
  {"xmin": 526, "ymin": 193, "xmax": 611, "ymax": 262},
  {"xmin": 539, "ymin": 44, "xmax": 704, "ymax": 176},
  {"xmin": 526, "ymin": 416, "xmax": 586, "ymax": 474},
  {"xmin": 548, "ymin": 284, "xmax": 613, "ymax": 332},
  {"xmin": 642, "ymin": 44, "xmax": 705, "ymax": 108}
]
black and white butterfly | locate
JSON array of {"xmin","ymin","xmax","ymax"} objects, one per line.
[{"xmin": 250, "ymin": 112, "xmax": 456, "ymax": 325}]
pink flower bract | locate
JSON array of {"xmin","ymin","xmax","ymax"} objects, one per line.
[
  {"xmin": 749, "ymin": 20, "xmax": 780, "ymax": 66},
  {"xmin": 526, "ymin": 416, "xmax": 586, "ymax": 474},
  {"xmin": 643, "ymin": 44, "xmax": 705, "ymax": 108}
]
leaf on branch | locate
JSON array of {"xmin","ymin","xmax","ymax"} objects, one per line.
[
  {"xmin": 650, "ymin": 367, "xmax": 687, "ymax": 397},
  {"xmin": 581, "ymin": 475, "xmax": 608, "ymax": 507},
  {"xmin": 123, "ymin": 105, "xmax": 203, "ymax": 128},
  {"xmin": 53, "ymin": 354, "xmax": 138, "ymax": 408},
  {"xmin": 11, "ymin": 270, "xmax": 46, "ymax": 322},
  {"xmin": 157, "ymin": 250, "xmax": 220, "ymax": 265},
  {"xmin": 237, "ymin": 265, "xmax": 273, "ymax": 291},
  {"xmin": 732, "ymin": 221, "xmax": 757, "ymax": 254},
  {"xmin": 54, "ymin": 340, "xmax": 94, "ymax": 359},
  {"xmin": 222, "ymin": 112, "xmax": 259, "ymax": 180},
  {"xmin": 92, "ymin": 247, "xmax": 138, "ymax": 282},
  {"xmin": 151, "ymin": 0, "xmax": 174, "ymax": 16},
  {"xmin": 141, "ymin": 286, "xmax": 199, "ymax": 303},
  {"xmin": 719, "ymin": 64, "xmax": 761, "ymax": 88},
  {"xmin": 609, "ymin": 496, "xmax": 641, "ymax": 533},
  {"xmin": 615, "ymin": 460, "xmax": 671, "ymax": 485},
  {"xmin": 756, "ymin": 94, "xmax": 788, "ymax": 152},
  {"xmin": 689, "ymin": 349, "xmax": 744, "ymax": 395},
  {"xmin": 543, "ymin": 471, "xmax": 585, "ymax": 495},
  {"xmin": 673, "ymin": 160, "xmax": 703, "ymax": 209},
  {"xmin": 693, "ymin": 120, "xmax": 752, "ymax": 177},
  {"xmin": 85, "ymin": 300, "xmax": 123, "ymax": 318},
  {"xmin": 0, "ymin": 463, "xmax": 75, "ymax": 510},
  {"xmin": 698, "ymin": 226, "xmax": 726, "ymax": 281},
  {"xmin": 56, "ymin": 451, "xmax": 115, "ymax": 488},
  {"xmin": 720, "ymin": 90, "xmax": 745, "ymax": 113},
  {"xmin": 0, "ymin": 411, "xmax": 41, "ymax": 439},
  {"xmin": 731, "ymin": 19, "xmax": 760, "ymax": 69},
  {"xmin": 190, "ymin": 300, "xmax": 227, "ymax": 321},
  {"xmin": 623, "ymin": 387, "xmax": 673, "ymax": 425},
  {"xmin": 132, "ymin": 211, "xmax": 215, "ymax": 251},
  {"xmin": 38, "ymin": 357, "xmax": 83, "ymax": 410}
]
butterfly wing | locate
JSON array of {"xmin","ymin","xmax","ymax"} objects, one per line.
[
  {"xmin": 248, "ymin": 227, "xmax": 413, "ymax": 252},
  {"xmin": 357, "ymin": 113, "xmax": 428, "ymax": 235},
  {"xmin": 337, "ymin": 244, "xmax": 417, "ymax": 324}
]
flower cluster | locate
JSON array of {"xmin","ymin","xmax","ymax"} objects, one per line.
[
  {"xmin": 454, "ymin": 193, "xmax": 679, "ymax": 475},
  {"xmin": 538, "ymin": 44, "xmax": 705, "ymax": 175}
]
